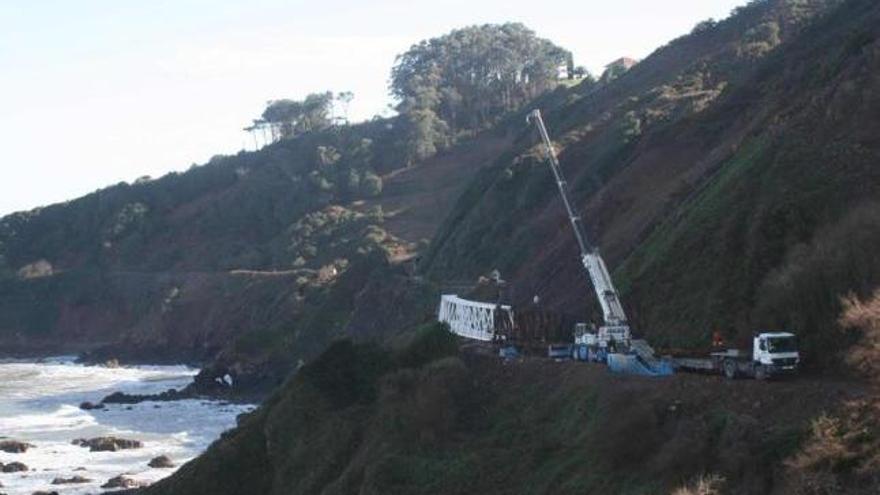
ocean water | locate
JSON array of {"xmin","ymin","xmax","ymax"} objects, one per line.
[{"xmin": 0, "ymin": 357, "xmax": 254, "ymax": 494}]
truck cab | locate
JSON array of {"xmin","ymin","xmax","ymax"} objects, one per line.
[
  {"xmin": 707, "ymin": 331, "xmax": 800, "ymax": 379},
  {"xmin": 752, "ymin": 331, "xmax": 799, "ymax": 378}
]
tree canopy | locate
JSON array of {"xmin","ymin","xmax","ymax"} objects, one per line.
[
  {"xmin": 247, "ymin": 91, "xmax": 350, "ymax": 144},
  {"xmin": 391, "ymin": 23, "xmax": 571, "ymax": 162}
]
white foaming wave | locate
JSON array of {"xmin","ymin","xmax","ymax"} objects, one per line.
[
  {"xmin": 0, "ymin": 359, "xmax": 254, "ymax": 495},
  {"xmin": 0, "ymin": 404, "xmax": 97, "ymax": 435},
  {"xmin": 0, "ymin": 360, "xmax": 198, "ymax": 403}
]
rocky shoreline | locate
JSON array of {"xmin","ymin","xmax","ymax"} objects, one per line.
[
  {"xmin": 0, "ymin": 436, "xmax": 176, "ymax": 493},
  {"xmin": 0, "ymin": 357, "xmax": 255, "ymax": 495},
  {"xmin": 0, "ymin": 347, "xmax": 273, "ymax": 406}
]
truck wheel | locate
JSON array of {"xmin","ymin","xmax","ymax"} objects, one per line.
[
  {"xmin": 755, "ymin": 365, "xmax": 768, "ymax": 381},
  {"xmin": 723, "ymin": 360, "xmax": 737, "ymax": 380}
]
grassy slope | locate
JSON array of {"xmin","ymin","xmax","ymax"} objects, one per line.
[
  {"xmin": 618, "ymin": 0, "xmax": 880, "ymax": 363},
  {"xmin": 105, "ymin": 3, "xmax": 880, "ymax": 493},
  {"xmin": 0, "ymin": 111, "xmax": 507, "ymax": 389},
  {"xmin": 423, "ymin": 0, "xmax": 880, "ymax": 367},
  {"xmin": 144, "ymin": 325, "xmax": 864, "ymax": 495}
]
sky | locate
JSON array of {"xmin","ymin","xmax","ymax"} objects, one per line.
[{"xmin": 0, "ymin": 0, "xmax": 747, "ymax": 216}]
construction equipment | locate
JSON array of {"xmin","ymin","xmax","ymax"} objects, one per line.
[
  {"xmin": 527, "ymin": 109, "xmax": 633, "ymax": 357},
  {"xmin": 436, "ymin": 110, "xmax": 798, "ymax": 380},
  {"xmin": 672, "ymin": 332, "xmax": 800, "ymax": 380}
]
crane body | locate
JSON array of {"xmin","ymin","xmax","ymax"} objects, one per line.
[{"xmin": 527, "ymin": 109, "xmax": 631, "ymax": 351}]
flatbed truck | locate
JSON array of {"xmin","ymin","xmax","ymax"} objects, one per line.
[{"xmin": 672, "ymin": 332, "xmax": 799, "ymax": 380}]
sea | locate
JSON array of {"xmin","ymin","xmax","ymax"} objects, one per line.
[{"xmin": 0, "ymin": 357, "xmax": 255, "ymax": 494}]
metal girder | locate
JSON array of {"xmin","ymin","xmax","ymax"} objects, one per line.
[{"xmin": 437, "ymin": 294, "xmax": 512, "ymax": 341}]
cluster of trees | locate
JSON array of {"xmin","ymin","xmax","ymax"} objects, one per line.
[
  {"xmin": 246, "ymin": 91, "xmax": 355, "ymax": 145},
  {"xmin": 285, "ymin": 205, "xmax": 390, "ymax": 269},
  {"xmin": 245, "ymin": 23, "xmax": 577, "ymax": 166},
  {"xmin": 391, "ymin": 23, "xmax": 573, "ymax": 163},
  {"xmin": 307, "ymin": 139, "xmax": 383, "ymax": 198},
  {"xmin": 0, "ymin": 251, "xmax": 10, "ymax": 281}
]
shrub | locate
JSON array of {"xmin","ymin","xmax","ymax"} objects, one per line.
[
  {"xmin": 395, "ymin": 323, "xmax": 459, "ymax": 369},
  {"xmin": 301, "ymin": 340, "xmax": 393, "ymax": 408},
  {"xmin": 671, "ymin": 474, "xmax": 725, "ymax": 495},
  {"xmin": 753, "ymin": 201, "xmax": 880, "ymax": 369},
  {"xmin": 362, "ymin": 171, "xmax": 383, "ymax": 197},
  {"xmin": 838, "ymin": 290, "xmax": 880, "ymax": 378}
]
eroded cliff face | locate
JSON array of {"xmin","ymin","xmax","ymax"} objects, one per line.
[
  {"xmin": 3, "ymin": 0, "xmax": 879, "ymax": 393},
  {"xmin": 0, "ymin": 121, "xmax": 509, "ymax": 391},
  {"xmin": 424, "ymin": 0, "xmax": 880, "ymax": 365}
]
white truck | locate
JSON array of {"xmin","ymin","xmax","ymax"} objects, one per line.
[{"xmin": 672, "ymin": 332, "xmax": 800, "ymax": 380}]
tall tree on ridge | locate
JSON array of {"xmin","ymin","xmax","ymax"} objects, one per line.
[{"xmin": 391, "ymin": 22, "xmax": 571, "ymax": 163}]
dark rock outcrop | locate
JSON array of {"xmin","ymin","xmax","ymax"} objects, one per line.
[
  {"xmin": 101, "ymin": 388, "xmax": 189, "ymax": 405},
  {"xmin": 79, "ymin": 401, "xmax": 105, "ymax": 410},
  {"xmin": 51, "ymin": 475, "xmax": 92, "ymax": 484},
  {"xmin": 72, "ymin": 437, "xmax": 143, "ymax": 452},
  {"xmin": 0, "ymin": 440, "xmax": 34, "ymax": 453},
  {"xmin": 1, "ymin": 461, "xmax": 29, "ymax": 472},
  {"xmin": 101, "ymin": 475, "xmax": 149, "ymax": 489},
  {"xmin": 148, "ymin": 455, "xmax": 175, "ymax": 468}
]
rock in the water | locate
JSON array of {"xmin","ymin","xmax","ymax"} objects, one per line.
[
  {"xmin": 101, "ymin": 475, "xmax": 149, "ymax": 489},
  {"xmin": 0, "ymin": 440, "xmax": 34, "ymax": 453},
  {"xmin": 79, "ymin": 401, "xmax": 105, "ymax": 410},
  {"xmin": 148, "ymin": 455, "xmax": 175, "ymax": 468},
  {"xmin": 51, "ymin": 475, "xmax": 92, "ymax": 484},
  {"xmin": 32, "ymin": 491, "xmax": 59, "ymax": 495},
  {"xmin": 102, "ymin": 388, "xmax": 185, "ymax": 405},
  {"xmin": 71, "ymin": 436, "xmax": 143, "ymax": 452},
  {"xmin": 1, "ymin": 461, "xmax": 29, "ymax": 473}
]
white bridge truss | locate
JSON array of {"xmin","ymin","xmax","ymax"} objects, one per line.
[{"xmin": 437, "ymin": 294, "xmax": 512, "ymax": 341}]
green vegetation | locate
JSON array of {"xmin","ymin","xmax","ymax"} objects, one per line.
[
  {"xmin": 0, "ymin": 19, "xmax": 579, "ymax": 378},
  {"xmin": 391, "ymin": 23, "xmax": 573, "ymax": 163},
  {"xmin": 424, "ymin": 0, "xmax": 878, "ymax": 367},
  {"xmin": 617, "ymin": 0, "xmax": 880, "ymax": 359},
  {"xmin": 247, "ymin": 91, "xmax": 338, "ymax": 142},
  {"xmin": 6, "ymin": 0, "xmax": 874, "ymax": 493},
  {"xmin": 146, "ymin": 321, "xmax": 858, "ymax": 494}
]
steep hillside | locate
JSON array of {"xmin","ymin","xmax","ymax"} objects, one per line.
[
  {"xmin": 0, "ymin": 112, "xmax": 509, "ymax": 388},
  {"xmin": 141, "ymin": 325, "xmax": 871, "ymax": 495},
  {"xmin": 42, "ymin": 1, "xmax": 880, "ymax": 493},
  {"xmin": 423, "ymin": 0, "xmax": 880, "ymax": 367}
]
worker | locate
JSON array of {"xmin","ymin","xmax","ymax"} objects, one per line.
[{"xmin": 712, "ymin": 330, "xmax": 725, "ymax": 349}]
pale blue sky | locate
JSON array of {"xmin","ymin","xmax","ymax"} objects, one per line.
[{"xmin": 0, "ymin": 0, "xmax": 746, "ymax": 215}]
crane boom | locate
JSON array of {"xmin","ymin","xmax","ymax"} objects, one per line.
[{"xmin": 527, "ymin": 109, "xmax": 630, "ymax": 334}]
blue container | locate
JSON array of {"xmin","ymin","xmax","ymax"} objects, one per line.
[
  {"xmin": 547, "ymin": 345, "xmax": 573, "ymax": 359},
  {"xmin": 499, "ymin": 346, "xmax": 520, "ymax": 359}
]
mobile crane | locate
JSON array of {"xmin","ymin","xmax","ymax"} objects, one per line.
[
  {"xmin": 527, "ymin": 109, "xmax": 798, "ymax": 379},
  {"xmin": 527, "ymin": 109, "xmax": 633, "ymax": 361}
]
